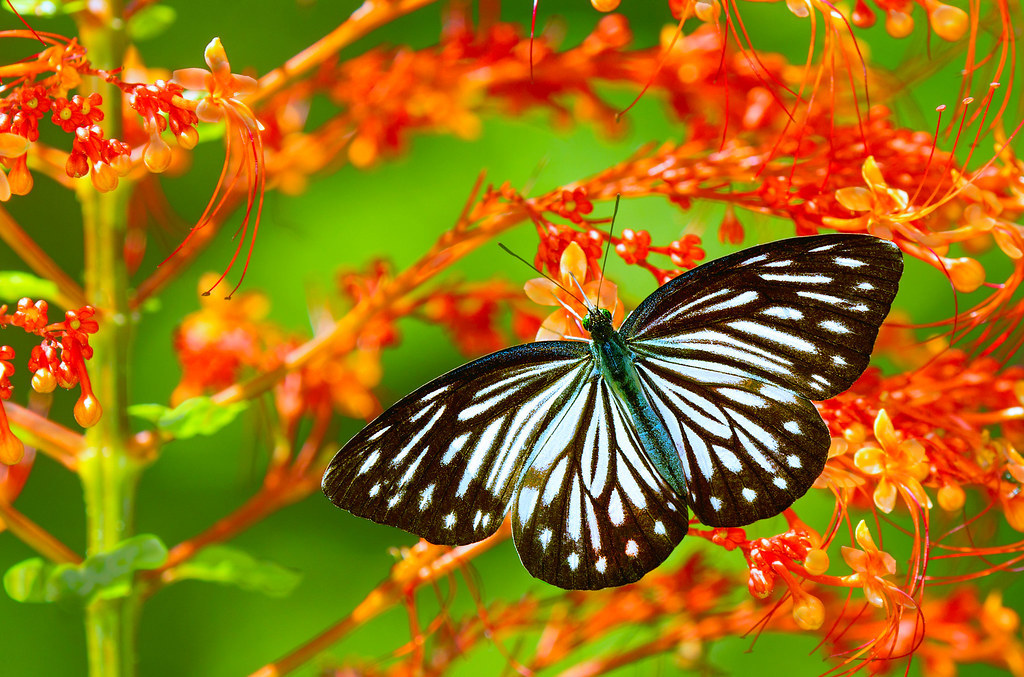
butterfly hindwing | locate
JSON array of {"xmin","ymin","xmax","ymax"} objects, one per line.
[
  {"xmin": 512, "ymin": 377, "xmax": 690, "ymax": 589},
  {"xmin": 622, "ymin": 234, "xmax": 904, "ymax": 400},
  {"xmin": 322, "ymin": 342, "xmax": 592, "ymax": 546},
  {"xmin": 634, "ymin": 356, "xmax": 830, "ymax": 527}
]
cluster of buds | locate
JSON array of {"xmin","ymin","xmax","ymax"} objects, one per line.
[
  {"xmin": 0, "ymin": 31, "xmax": 203, "ymax": 198},
  {"xmin": 0, "ymin": 298, "xmax": 100, "ymax": 463}
]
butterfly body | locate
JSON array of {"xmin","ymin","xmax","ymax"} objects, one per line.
[
  {"xmin": 586, "ymin": 308, "xmax": 690, "ymax": 497},
  {"xmin": 324, "ymin": 234, "xmax": 904, "ymax": 590}
]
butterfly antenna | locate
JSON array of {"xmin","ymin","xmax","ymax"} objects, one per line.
[
  {"xmin": 565, "ymin": 271, "xmax": 592, "ymax": 313},
  {"xmin": 497, "ymin": 243, "xmax": 586, "ymax": 307},
  {"xmin": 597, "ymin": 194, "xmax": 621, "ymax": 311}
]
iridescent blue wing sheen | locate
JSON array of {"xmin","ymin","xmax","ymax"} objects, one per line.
[
  {"xmin": 620, "ymin": 234, "xmax": 903, "ymax": 527},
  {"xmin": 322, "ymin": 342, "xmax": 592, "ymax": 546}
]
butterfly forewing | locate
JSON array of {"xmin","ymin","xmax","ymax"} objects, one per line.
[
  {"xmin": 622, "ymin": 234, "xmax": 904, "ymax": 400},
  {"xmin": 634, "ymin": 356, "xmax": 830, "ymax": 527},
  {"xmin": 322, "ymin": 342, "xmax": 591, "ymax": 546},
  {"xmin": 620, "ymin": 234, "xmax": 902, "ymax": 527},
  {"xmin": 512, "ymin": 377, "xmax": 690, "ymax": 589}
]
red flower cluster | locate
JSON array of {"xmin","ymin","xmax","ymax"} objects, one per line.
[{"xmin": 0, "ymin": 299, "xmax": 100, "ymax": 464}]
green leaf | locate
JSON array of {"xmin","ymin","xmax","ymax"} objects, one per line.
[
  {"xmin": 128, "ymin": 396, "xmax": 249, "ymax": 439},
  {"xmin": 3, "ymin": 0, "xmax": 65, "ymax": 17},
  {"xmin": 127, "ymin": 4, "xmax": 176, "ymax": 41},
  {"xmin": 170, "ymin": 545, "xmax": 301, "ymax": 598},
  {"xmin": 4, "ymin": 534, "xmax": 168, "ymax": 604},
  {"xmin": 0, "ymin": 271, "xmax": 58, "ymax": 302}
]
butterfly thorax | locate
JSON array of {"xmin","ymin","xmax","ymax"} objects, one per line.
[{"xmin": 584, "ymin": 308, "xmax": 690, "ymax": 496}]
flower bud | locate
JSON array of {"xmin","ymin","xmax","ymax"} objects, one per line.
[
  {"xmin": 31, "ymin": 368, "xmax": 56, "ymax": 394},
  {"xmin": 74, "ymin": 392, "xmax": 103, "ymax": 428},
  {"xmin": 793, "ymin": 593, "xmax": 824, "ymax": 630},
  {"xmin": 803, "ymin": 548, "xmax": 830, "ymax": 576}
]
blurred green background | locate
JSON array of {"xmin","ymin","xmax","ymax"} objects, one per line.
[{"xmin": 0, "ymin": 0, "xmax": 1019, "ymax": 675}]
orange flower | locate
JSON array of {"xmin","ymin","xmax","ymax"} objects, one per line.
[
  {"xmin": 524, "ymin": 242, "xmax": 623, "ymax": 340},
  {"xmin": 854, "ymin": 409, "xmax": 931, "ymax": 513},
  {"xmin": 0, "ymin": 133, "xmax": 30, "ymax": 202},
  {"xmin": 172, "ymin": 38, "xmax": 258, "ymax": 124},
  {"xmin": 171, "ymin": 38, "xmax": 265, "ymax": 297},
  {"xmin": 841, "ymin": 520, "xmax": 910, "ymax": 609}
]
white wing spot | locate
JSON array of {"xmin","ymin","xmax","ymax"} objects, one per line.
[
  {"xmin": 742, "ymin": 487, "xmax": 757, "ymax": 502},
  {"xmin": 369, "ymin": 483, "xmax": 381, "ymax": 497},
  {"xmin": 482, "ymin": 514, "xmax": 491, "ymax": 529},
  {"xmin": 710, "ymin": 496, "xmax": 723, "ymax": 510},
  {"xmin": 596, "ymin": 556, "xmax": 607, "ymax": 573},
  {"xmin": 608, "ymin": 490, "xmax": 626, "ymax": 526},
  {"xmin": 410, "ymin": 402, "xmax": 444, "ymax": 424},
  {"xmin": 567, "ymin": 552, "xmax": 580, "ymax": 571},
  {"xmin": 858, "ymin": 281, "xmax": 875, "ymax": 290},
  {"xmin": 787, "ymin": 454, "xmax": 802, "ymax": 468},
  {"xmin": 442, "ymin": 433, "xmax": 470, "ymax": 465},
  {"xmin": 473, "ymin": 510, "xmax": 483, "ymax": 530},
  {"xmin": 820, "ymin": 319, "xmax": 850, "ymax": 334},
  {"xmin": 728, "ymin": 321, "xmax": 818, "ymax": 354},
  {"xmin": 420, "ymin": 387, "xmax": 448, "ymax": 402},
  {"xmin": 539, "ymin": 528, "xmax": 553, "ymax": 549},
  {"xmin": 763, "ymin": 306, "xmax": 804, "ymax": 321},
  {"xmin": 387, "ymin": 492, "xmax": 403, "ymax": 508},
  {"xmin": 654, "ymin": 521, "xmax": 666, "ymax": 535},
  {"xmin": 367, "ymin": 426, "xmax": 389, "ymax": 442},
  {"xmin": 764, "ymin": 260, "xmax": 791, "ymax": 267},
  {"xmin": 700, "ymin": 290, "xmax": 759, "ymax": 314},
  {"xmin": 625, "ymin": 539, "xmax": 639, "ymax": 557},
  {"xmin": 760, "ymin": 273, "xmax": 832, "ymax": 284},
  {"xmin": 832, "ymin": 355, "xmax": 848, "ymax": 366},
  {"xmin": 783, "ymin": 421, "xmax": 801, "ymax": 435},
  {"xmin": 835, "ymin": 257, "xmax": 865, "ymax": 267},
  {"xmin": 357, "ymin": 450, "xmax": 380, "ymax": 476},
  {"xmin": 715, "ymin": 445, "xmax": 743, "ymax": 472},
  {"xmin": 444, "ymin": 512, "xmax": 456, "ymax": 528},
  {"xmin": 419, "ymin": 484, "xmax": 435, "ymax": 510},
  {"xmin": 773, "ymin": 476, "xmax": 788, "ymax": 489}
]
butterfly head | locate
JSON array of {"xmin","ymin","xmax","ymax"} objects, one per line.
[{"xmin": 581, "ymin": 307, "xmax": 614, "ymax": 338}]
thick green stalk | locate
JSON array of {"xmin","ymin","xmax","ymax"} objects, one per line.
[{"xmin": 75, "ymin": 9, "xmax": 142, "ymax": 677}]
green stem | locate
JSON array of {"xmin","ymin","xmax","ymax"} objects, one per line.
[{"xmin": 75, "ymin": 8, "xmax": 142, "ymax": 677}]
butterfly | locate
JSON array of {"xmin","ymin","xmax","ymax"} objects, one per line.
[{"xmin": 323, "ymin": 234, "xmax": 903, "ymax": 590}]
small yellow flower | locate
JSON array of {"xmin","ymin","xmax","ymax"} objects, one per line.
[{"xmin": 854, "ymin": 409, "xmax": 931, "ymax": 513}]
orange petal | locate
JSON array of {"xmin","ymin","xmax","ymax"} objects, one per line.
[
  {"xmin": 841, "ymin": 545, "xmax": 867, "ymax": 572},
  {"xmin": 559, "ymin": 242, "xmax": 588, "ymax": 288},
  {"xmin": 172, "ymin": 67, "xmax": 214, "ymax": 91},
  {"xmin": 537, "ymin": 311, "xmax": 581, "ymax": 341},
  {"xmin": 863, "ymin": 580, "xmax": 887, "ymax": 608},
  {"xmin": 872, "ymin": 409, "xmax": 898, "ymax": 451},
  {"xmin": 873, "ymin": 478, "xmax": 898, "ymax": 513},
  {"xmin": 0, "ymin": 133, "xmax": 29, "ymax": 157},
  {"xmin": 582, "ymin": 280, "xmax": 620, "ymax": 316},
  {"xmin": 524, "ymin": 278, "xmax": 560, "ymax": 306},
  {"xmin": 861, "ymin": 156, "xmax": 886, "ymax": 193},
  {"xmin": 230, "ymin": 74, "xmax": 259, "ymax": 95},
  {"xmin": 854, "ymin": 519, "xmax": 879, "ymax": 552},
  {"xmin": 853, "ymin": 445, "xmax": 885, "ymax": 475},
  {"xmin": 204, "ymin": 37, "xmax": 231, "ymax": 78}
]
